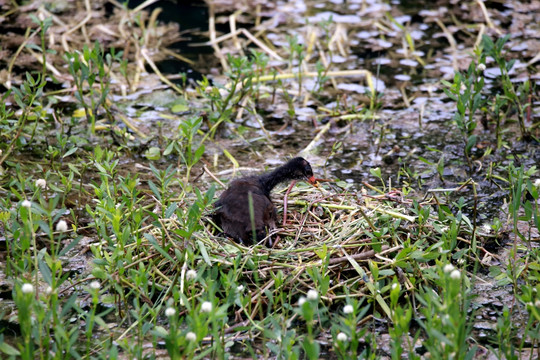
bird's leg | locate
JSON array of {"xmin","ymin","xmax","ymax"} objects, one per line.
[
  {"xmin": 271, "ymin": 235, "xmax": 281, "ymax": 248},
  {"xmin": 282, "ymin": 180, "xmax": 296, "ymax": 225}
]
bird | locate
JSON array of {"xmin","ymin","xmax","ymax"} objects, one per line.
[{"xmin": 213, "ymin": 157, "xmax": 317, "ymax": 246}]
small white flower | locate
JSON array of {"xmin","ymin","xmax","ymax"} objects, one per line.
[
  {"xmin": 337, "ymin": 332, "xmax": 348, "ymax": 342},
  {"xmin": 460, "ymin": 83, "xmax": 467, "ymax": 92},
  {"xmin": 236, "ymin": 285, "xmax": 244, "ymax": 292},
  {"xmin": 45, "ymin": 286, "xmax": 53, "ymax": 295},
  {"xmin": 306, "ymin": 289, "xmax": 318, "ymax": 301},
  {"xmin": 298, "ymin": 297, "xmax": 306, "ymax": 306},
  {"xmin": 534, "ymin": 179, "xmax": 540, "ymax": 188},
  {"xmin": 185, "ymin": 331, "xmax": 197, "ymax": 341},
  {"xmin": 201, "ymin": 301, "xmax": 212, "ymax": 313},
  {"xmin": 343, "ymin": 304, "xmax": 354, "ymax": 314},
  {"xmin": 450, "ymin": 269, "xmax": 461, "ymax": 280},
  {"xmin": 165, "ymin": 307, "xmax": 176, "ymax": 317},
  {"xmin": 443, "ymin": 264, "xmax": 455, "ymax": 273},
  {"xmin": 21, "ymin": 283, "xmax": 34, "ymax": 294},
  {"xmin": 35, "ymin": 179, "xmax": 47, "ymax": 189},
  {"xmin": 56, "ymin": 220, "xmax": 68, "ymax": 232},
  {"xmin": 477, "ymin": 63, "xmax": 486, "ymax": 72},
  {"xmin": 391, "ymin": 283, "xmax": 399, "ymax": 290},
  {"xmin": 21, "ymin": 200, "xmax": 32, "ymax": 209},
  {"xmin": 535, "ymin": 300, "xmax": 540, "ymax": 308},
  {"xmin": 90, "ymin": 281, "xmax": 100, "ymax": 290},
  {"xmin": 186, "ymin": 269, "xmax": 197, "ymax": 280},
  {"xmin": 481, "ymin": 223, "xmax": 492, "ymax": 234}
]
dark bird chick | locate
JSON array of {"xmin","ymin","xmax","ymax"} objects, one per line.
[{"xmin": 213, "ymin": 157, "xmax": 316, "ymax": 246}]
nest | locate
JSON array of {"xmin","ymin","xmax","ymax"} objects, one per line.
[{"xmin": 116, "ymin": 181, "xmax": 498, "ymax": 319}]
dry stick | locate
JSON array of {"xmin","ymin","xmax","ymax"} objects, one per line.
[
  {"xmin": 327, "ymin": 246, "xmax": 391, "ymax": 265},
  {"xmin": 116, "ymin": 8, "xmax": 140, "ymax": 92},
  {"xmin": 292, "ymin": 209, "xmax": 311, "ymax": 247},
  {"xmin": 37, "ymin": 7, "xmax": 67, "ymax": 27},
  {"xmin": 140, "ymin": 48, "xmax": 183, "ymax": 94},
  {"xmin": 435, "ymin": 18, "xmax": 458, "ymax": 72},
  {"xmin": 5, "ymin": 27, "xmax": 34, "ymax": 89},
  {"xmin": 229, "ymin": 11, "xmax": 245, "ymax": 56},
  {"xmin": 426, "ymin": 178, "xmax": 474, "ymax": 194},
  {"xmin": 160, "ymin": 48, "xmax": 196, "ymax": 66},
  {"xmin": 144, "ymin": 7, "xmax": 162, "ymax": 46},
  {"xmin": 61, "ymin": 0, "xmax": 92, "ymax": 52},
  {"xmin": 193, "ymin": 27, "xmax": 284, "ymax": 62},
  {"xmin": 251, "ymin": 69, "xmax": 374, "ymax": 89},
  {"xmin": 474, "ymin": 24, "xmax": 486, "ymax": 49},
  {"xmin": 305, "ymin": 26, "xmax": 317, "ymax": 58},
  {"xmin": 179, "ymin": 252, "xmax": 189, "ymax": 305},
  {"xmin": 132, "ymin": 0, "xmax": 160, "ymax": 13},
  {"xmin": 400, "ymin": 86, "xmax": 411, "ymax": 108},
  {"xmin": 298, "ymin": 120, "xmax": 332, "ymax": 158},
  {"xmin": 476, "ymin": 0, "xmax": 501, "ymax": 35},
  {"xmin": 364, "ymin": 203, "xmax": 416, "ymax": 222},
  {"xmin": 208, "ymin": 2, "xmax": 229, "ymax": 71},
  {"xmin": 203, "ymin": 165, "xmax": 227, "ymax": 188},
  {"xmin": 115, "ymin": 113, "xmax": 148, "ymax": 138}
]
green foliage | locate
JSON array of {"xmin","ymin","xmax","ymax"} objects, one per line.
[
  {"xmin": 442, "ymin": 53, "xmax": 486, "ymax": 166},
  {"xmin": 415, "ymin": 263, "xmax": 475, "ymax": 359},
  {"xmin": 482, "ymin": 35, "xmax": 533, "ymax": 141},
  {"xmin": 65, "ymin": 42, "xmax": 122, "ymax": 133}
]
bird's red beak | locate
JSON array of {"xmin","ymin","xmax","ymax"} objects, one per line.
[{"xmin": 307, "ymin": 176, "xmax": 319, "ymax": 187}]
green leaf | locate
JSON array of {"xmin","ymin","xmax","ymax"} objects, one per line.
[
  {"xmin": 63, "ymin": 147, "xmax": 78, "ymax": 158},
  {"xmin": 171, "ymin": 103, "xmax": 189, "ymax": 113},
  {"xmin": 152, "ymin": 326, "xmax": 169, "ymax": 338},
  {"xmin": 465, "ymin": 135, "xmax": 477, "ymax": 155},
  {"xmin": 0, "ymin": 342, "xmax": 21, "ymax": 356},
  {"xmin": 197, "ymin": 240, "xmax": 212, "ymax": 266},
  {"xmin": 147, "ymin": 180, "xmax": 161, "ymax": 201},
  {"xmin": 314, "ymin": 244, "xmax": 327, "ymax": 260},
  {"xmin": 370, "ymin": 167, "xmax": 382, "ymax": 179},
  {"xmin": 165, "ymin": 203, "xmax": 178, "ymax": 219},
  {"xmin": 193, "ymin": 144, "xmax": 205, "ymax": 164},
  {"xmin": 145, "ymin": 233, "xmax": 174, "ymax": 262},
  {"xmin": 38, "ymin": 255, "xmax": 52, "ymax": 285},
  {"xmin": 144, "ymin": 147, "xmax": 161, "ymax": 161},
  {"xmin": 163, "ymin": 141, "xmax": 176, "ymax": 156}
]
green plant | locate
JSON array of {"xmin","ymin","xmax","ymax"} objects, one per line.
[
  {"xmin": 65, "ymin": 42, "xmax": 122, "ymax": 133},
  {"xmin": 482, "ymin": 35, "xmax": 532, "ymax": 141},
  {"xmin": 287, "ymin": 35, "xmax": 306, "ymax": 95},
  {"xmin": 415, "ymin": 263, "xmax": 475, "ymax": 358},
  {"xmin": 442, "ymin": 50, "xmax": 486, "ymax": 168},
  {"xmin": 164, "ymin": 116, "xmax": 205, "ymax": 185},
  {"xmin": 197, "ymin": 54, "xmax": 257, "ymax": 138},
  {"xmin": 0, "ymin": 72, "xmax": 47, "ymax": 166}
]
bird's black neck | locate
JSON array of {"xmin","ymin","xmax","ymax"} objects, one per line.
[{"xmin": 258, "ymin": 165, "xmax": 294, "ymax": 196}]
